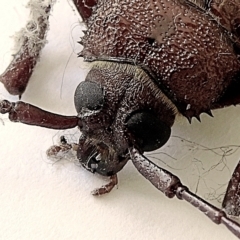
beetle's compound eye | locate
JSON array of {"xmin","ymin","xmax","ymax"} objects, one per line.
[
  {"xmin": 74, "ymin": 81, "xmax": 104, "ymax": 113},
  {"xmin": 126, "ymin": 112, "xmax": 171, "ymax": 152}
]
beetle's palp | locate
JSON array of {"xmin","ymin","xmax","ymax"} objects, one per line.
[{"xmin": 91, "ymin": 174, "xmax": 118, "ymax": 196}]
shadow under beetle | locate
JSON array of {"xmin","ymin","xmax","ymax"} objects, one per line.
[{"xmin": 1, "ymin": 0, "xmax": 240, "ymax": 237}]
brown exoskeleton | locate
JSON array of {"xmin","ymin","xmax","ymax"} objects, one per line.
[{"xmin": 1, "ymin": 0, "xmax": 240, "ymax": 238}]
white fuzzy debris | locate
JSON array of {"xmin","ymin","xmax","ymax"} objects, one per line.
[
  {"xmin": 47, "ymin": 145, "xmax": 79, "ymax": 165},
  {"xmin": 12, "ymin": 0, "xmax": 56, "ymax": 57}
]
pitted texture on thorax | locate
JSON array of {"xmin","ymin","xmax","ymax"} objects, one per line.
[{"xmin": 80, "ymin": 0, "xmax": 240, "ymax": 120}]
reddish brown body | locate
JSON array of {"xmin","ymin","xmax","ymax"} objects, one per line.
[{"xmin": 1, "ymin": 0, "xmax": 240, "ymax": 238}]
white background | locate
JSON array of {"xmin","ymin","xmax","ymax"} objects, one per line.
[{"xmin": 0, "ymin": 1, "xmax": 240, "ymax": 239}]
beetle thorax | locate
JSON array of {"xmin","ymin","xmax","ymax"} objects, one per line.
[{"xmin": 80, "ymin": 0, "xmax": 240, "ymax": 121}]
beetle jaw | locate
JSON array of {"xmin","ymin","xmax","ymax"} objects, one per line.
[{"xmin": 77, "ymin": 135, "xmax": 129, "ymax": 176}]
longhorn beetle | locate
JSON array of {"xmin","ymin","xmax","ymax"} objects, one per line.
[{"xmin": 0, "ymin": 0, "xmax": 240, "ymax": 238}]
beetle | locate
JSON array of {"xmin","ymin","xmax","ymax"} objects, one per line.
[{"xmin": 1, "ymin": 0, "xmax": 240, "ymax": 238}]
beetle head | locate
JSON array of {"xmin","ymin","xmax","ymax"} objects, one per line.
[{"xmin": 74, "ymin": 62, "xmax": 177, "ymax": 176}]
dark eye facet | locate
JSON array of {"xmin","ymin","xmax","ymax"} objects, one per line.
[
  {"xmin": 126, "ymin": 111, "xmax": 171, "ymax": 152},
  {"xmin": 74, "ymin": 81, "xmax": 104, "ymax": 113}
]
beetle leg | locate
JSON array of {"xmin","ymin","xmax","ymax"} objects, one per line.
[
  {"xmin": 0, "ymin": 100, "xmax": 79, "ymax": 129},
  {"xmin": 0, "ymin": 0, "xmax": 55, "ymax": 96},
  {"xmin": 130, "ymin": 147, "xmax": 240, "ymax": 239},
  {"xmin": 222, "ymin": 160, "xmax": 240, "ymax": 216},
  {"xmin": 91, "ymin": 174, "xmax": 118, "ymax": 196}
]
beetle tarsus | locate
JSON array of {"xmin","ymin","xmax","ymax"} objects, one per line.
[{"xmin": 91, "ymin": 174, "xmax": 118, "ymax": 196}]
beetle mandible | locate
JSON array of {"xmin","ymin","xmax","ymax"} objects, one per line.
[{"xmin": 1, "ymin": 0, "xmax": 240, "ymax": 238}]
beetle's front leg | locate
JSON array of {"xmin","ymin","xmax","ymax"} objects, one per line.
[
  {"xmin": 0, "ymin": 0, "xmax": 56, "ymax": 97},
  {"xmin": 130, "ymin": 148, "xmax": 240, "ymax": 239},
  {"xmin": 0, "ymin": 100, "xmax": 78, "ymax": 129}
]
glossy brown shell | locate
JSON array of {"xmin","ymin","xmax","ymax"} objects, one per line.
[{"xmin": 77, "ymin": 0, "xmax": 240, "ymax": 120}]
